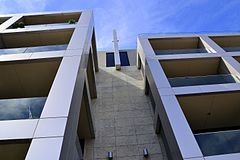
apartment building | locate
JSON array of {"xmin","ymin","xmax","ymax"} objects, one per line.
[
  {"xmin": 0, "ymin": 11, "xmax": 98, "ymax": 159},
  {"xmin": 1, "ymin": 10, "xmax": 240, "ymax": 160},
  {"xmin": 137, "ymin": 34, "xmax": 240, "ymax": 160}
]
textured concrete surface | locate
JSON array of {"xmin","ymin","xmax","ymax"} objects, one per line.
[{"xmin": 84, "ymin": 66, "xmax": 168, "ymax": 160}]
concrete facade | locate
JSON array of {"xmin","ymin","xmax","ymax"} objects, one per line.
[
  {"xmin": 1, "ymin": 10, "xmax": 240, "ymax": 160},
  {"xmin": 137, "ymin": 33, "xmax": 240, "ymax": 160},
  {"xmin": 0, "ymin": 11, "xmax": 98, "ymax": 159},
  {"xmin": 98, "ymin": 49, "xmax": 136, "ymax": 67}
]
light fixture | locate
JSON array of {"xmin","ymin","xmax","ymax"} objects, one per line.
[
  {"xmin": 108, "ymin": 151, "xmax": 113, "ymax": 159},
  {"xmin": 143, "ymin": 148, "xmax": 149, "ymax": 157}
]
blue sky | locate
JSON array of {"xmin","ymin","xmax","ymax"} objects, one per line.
[{"xmin": 0, "ymin": 0, "xmax": 240, "ymax": 50}]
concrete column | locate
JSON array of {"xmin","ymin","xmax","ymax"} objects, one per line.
[
  {"xmin": 112, "ymin": 30, "xmax": 121, "ymax": 70},
  {"xmin": 200, "ymin": 35, "xmax": 226, "ymax": 53}
]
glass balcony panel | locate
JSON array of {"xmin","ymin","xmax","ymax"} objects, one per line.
[
  {"xmin": 0, "ymin": 48, "xmax": 27, "ymax": 55},
  {"xmin": 224, "ymin": 47, "xmax": 240, "ymax": 52},
  {"xmin": 0, "ymin": 44, "xmax": 67, "ymax": 55},
  {"xmin": 155, "ymin": 48, "xmax": 208, "ymax": 55},
  {"xmin": 0, "ymin": 97, "xmax": 46, "ymax": 121},
  {"xmin": 169, "ymin": 74, "xmax": 239, "ymax": 87},
  {"xmin": 195, "ymin": 130, "xmax": 240, "ymax": 156},
  {"xmin": 24, "ymin": 22, "xmax": 77, "ymax": 29},
  {"xmin": 224, "ymin": 130, "xmax": 240, "ymax": 153},
  {"xmin": 24, "ymin": 44, "xmax": 68, "ymax": 53}
]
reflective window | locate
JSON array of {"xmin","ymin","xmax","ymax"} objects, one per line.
[
  {"xmin": 0, "ymin": 44, "xmax": 67, "ymax": 55},
  {"xmin": 25, "ymin": 22, "xmax": 75, "ymax": 28},
  {"xmin": 224, "ymin": 47, "xmax": 240, "ymax": 52},
  {"xmin": 195, "ymin": 130, "xmax": 240, "ymax": 156},
  {"xmin": 0, "ymin": 48, "xmax": 27, "ymax": 55},
  {"xmin": 106, "ymin": 52, "xmax": 115, "ymax": 67},
  {"xmin": 169, "ymin": 74, "xmax": 239, "ymax": 87},
  {"xmin": 0, "ymin": 97, "xmax": 47, "ymax": 121},
  {"xmin": 155, "ymin": 48, "xmax": 208, "ymax": 55},
  {"xmin": 25, "ymin": 44, "xmax": 68, "ymax": 53},
  {"xmin": 119, "ymin": 52, "xmax": 130, "ymax": 66}
]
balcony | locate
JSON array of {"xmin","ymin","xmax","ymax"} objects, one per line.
[
  {"xmin": 169, "ymin": 74, "xmax": 239, "ymax": 87},
  {"xmin": 177, "ymin": 91, "xmax": 240, "ymax": 156},
  {"xmin": 0, "ymin": 58, "xmax": 61, "ymax": 121},
  {"xmin": 149, "ymin": 37, "xmax": 210, "ymax": 55},
  {"xmin": 0, "ymin": 44, "xmax": 67, "ymax": 55},
  {"xmin": 160, "ymin": 57, "xmax": 238, "ymax": 87},
  {"xmin": 195, "ymin": 129, "xmax": 240, "ymax": 156},
  {"xmin": 211, "ymin": 36, "xmax": 240, "ymax": 52},
  {"xmin": 8, "ymin": 12, "xmax": 80, "ymax": 29},
  {"xmin": 0, "ymin": 97, "xmax": 46, "ymax": 121},
  {"xmin": 0, "ymin": 139, "xmax": 31, "ymax": 159},
  {"xmin": 0, "ymin": 29, "xmax": 73, "ymax": 55}
]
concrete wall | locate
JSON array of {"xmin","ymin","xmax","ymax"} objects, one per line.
[{"xmin": 97, "ymin": 49, "xmax": 136, "ymax": 67}]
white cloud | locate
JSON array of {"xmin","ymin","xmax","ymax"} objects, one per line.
[{"xmin": 0, "ymin": 0, "xmax": 47, "ymax": 14}]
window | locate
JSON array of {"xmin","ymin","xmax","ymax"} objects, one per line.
[
  {"xmin": 120, "ymin": 52, "xmax": 130, "ymax": 66},
  {"xmin": 106, "ymin": 52, "xmax": 115, "ymax": 67},
  {"xmin": 106, "ymin": 52, "xmax": 130, "ymax": 67}
]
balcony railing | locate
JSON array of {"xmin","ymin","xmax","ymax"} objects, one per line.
[
  {"xmin": 224, "ymin": 47, "xmax": 240, "ymax": 52},
  {"xmin": 0, "ymin": 44, "xmax": 68, "ymax": 55},
  {"xmin": 169, "ymin": 74, "xmax": 239, "ymax": 87},
  {"xmin": 24, "ymin": 22, "xmax": 77, "ymax": 29},
  {"xmin": 155, "ymin": 48, "xmax": 208, "ymax": 55},
  {"xmin": 0, "ymin": 97, "xmax": 47, "ymax": 121},
  {"xmin": 195, "ymin": 129, "xmax": 240, "ymax": 156},
  {"xmin": 8, "ymin": 22, "xmax": 77, "ymax": 30}
]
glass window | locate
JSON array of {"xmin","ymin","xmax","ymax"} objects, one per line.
[
  {"xmin": 25, "ymin": 44, "xmax": 67, "ymax": 53},
  {"xmin": 0, "ymin": 44, "xmax": 67, "ymax": 55},
  {"xmin": 120, "ymin": 52, "xmax": 130, "ymax": 66},
  {"xmin": 155, "ymin": 48, "xmax": 208, "ymax": 55},
  {"xmin": 0, "ymin": 48, "xmax": 27, "ymax": 55},
  {"xmin": 0, "ymin": 97, "xmax": 47, "ymax": 121},
  {"xmin": 106, "ymin": 52, "xmax": 115, "ymax": 67},
  {"xmin": 224, "ymin": 47, "xmax": 240, "ymax": 52},
  {"xmin": 195, "ymin": 130, "xmax": 240, "ymax": 156},
  {"xmin": 169, "ymin": 74, "xmax": 239, "ymax": 87}
]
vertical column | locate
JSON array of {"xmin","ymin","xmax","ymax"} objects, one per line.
[
  {"xmin": 200, "ymin": 35, "xmax": 226, "ymax": 53},
  {"xmin": 145, "ymin": 58, "xmax": 204, "ymax": 159},
  {"xmin": 113, "ymin": 29, "xmax": 121, "ymax": 70}
]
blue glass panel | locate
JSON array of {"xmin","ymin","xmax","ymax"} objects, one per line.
[
  {"xmin": 224, "ymin": 130, "xmax": 240, "ymax": 153},
  {"xmin": 0, "ymin": 44, "xmax": 67, "ymax": 55},
  {"xmin": 120, "ymin": 52, "xmax": 130, "ymax": 66},
  {"xmin": 155, "ymin": 48, "xmax": 208, "ymax": 55},
  {"xmin": 106, "ymin": 52, "xmax": 115, "ymax": 67},
  {"xmin": 25, "ymin": 44, "xmax": 67, "ymax": 53},
  {"xmin": 195, "ymin": 130, "xmax": 240, "ymax": 156},
  {"xmin": 224, "ymin": 47, "xmax": 240, "ymax": 52},
  {"xmin": 24, "ymin": 22, "xmax": 76, "ymax": 29},
  {"xmin": 169, "ymin": 74, "xmax": 239, "ymax": 87},
  {"xmin": 0, "ymin": 97, "xmax": 47, "ymax": 121},
  {"xmin": 0, "ymin": 48, "xmax": 27, "ymax": 55}
]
